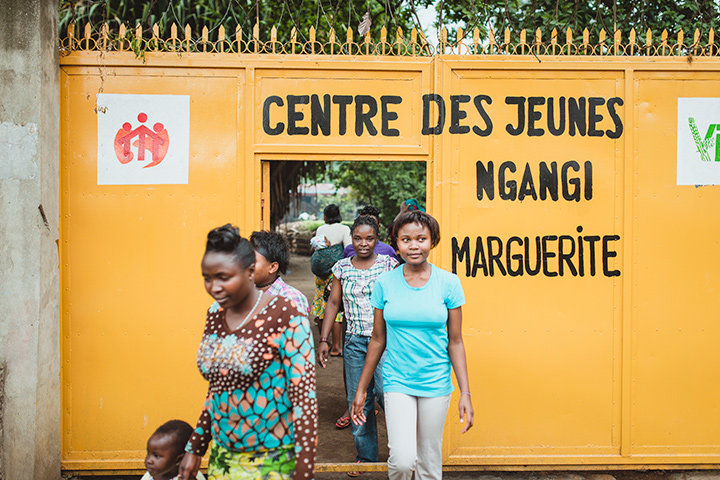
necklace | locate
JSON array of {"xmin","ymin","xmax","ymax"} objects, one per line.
[
  {"xmin": 236, "ymin": 290, "xmax": 263, "ymax": 330},
  {"xmin": 255, "ymin": 277, "xmax": 277, "ymax": 289}
]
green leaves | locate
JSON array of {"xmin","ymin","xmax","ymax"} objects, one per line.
[
  {"xmin": 420, "ymin": 0, "xmax": 720, "ymax": 43},
  {"xmin": 59, "ymin": 0, "xmax": 720, "ymax": 50},
  {"xmin": 58, "ymin": 0, "xmax": 418, "ymax": 43},
  {"xmin": 332, "ymin": 161, "xmax": 426, "ymax": 228}
]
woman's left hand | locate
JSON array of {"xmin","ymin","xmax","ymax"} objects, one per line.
[
  {"xmin": 178, "ymin": 452, "xmax": 202, "ymax": 480},
  {"xmin": 458, "ymin": 393, "xmax": 474, "ymax": 433},
  {"xmin": 350, "ymin": 390, "xmax": 368, "ymax": 425}
]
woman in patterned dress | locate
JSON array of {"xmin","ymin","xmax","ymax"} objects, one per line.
[{"xmin": 178, "ymin": 224, "xmax": 318, "ymax": 480}]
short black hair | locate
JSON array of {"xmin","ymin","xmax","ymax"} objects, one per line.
[
  {"xmin": 152, "ymin": 420, "xmax": 194, "ymax": 455},
  {"xmin": 250, "ymin": 230, "xmax": 290, "ymax": 274},
  {"xmin": 351, "ymin": 215, "xmax": 379, "ymax": 236},
  {"xmin": 205, "ymin": 224, "xmax": 256, "ymax": 268},
  {"xmin": 358, "ymin": 205, "xmax": 381, "ymax": 220},
  {"xmin": 391, "ymin": 211, "xmax": 441, "ymax": 248},
  {"xmin": 323, "ymin": 204, "xmax": 342, "ymax": 224}
]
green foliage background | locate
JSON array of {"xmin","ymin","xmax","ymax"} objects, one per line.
[
  {"xmin": 332, "ymin": 161, "xmax": 426, "ymax": 229},
  {"xmin": 291, "ymin": 161, "xmax": 426, "ymax": 232},
  {"xmin": 435, "ymin": 0, "xmax": 720, "ymax": 42},
  {"xmin": 60, "ymin": 0, "xmax": 720, "ymax": 42},
  {"xmin": 59, "ymin": 0, "xmax": 414, "ymax": 43}
]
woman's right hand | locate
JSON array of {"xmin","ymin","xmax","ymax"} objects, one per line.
[
  {"xmin": 178, "ymin": 452, "xmax": 202, "ymax": 480},
  {"xmin": 317, "ymin": 341, "xmax": 330, "ymax": 368},
  {"xmin": 350, "ymin": 390, "xmax": 368, "ymax": 425}
]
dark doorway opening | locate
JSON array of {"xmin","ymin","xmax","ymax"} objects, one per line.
[{"xmin": 264, "ymin": 159, "xmax": 427, "ymax": 464}]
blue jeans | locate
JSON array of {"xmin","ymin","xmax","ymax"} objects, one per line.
[{"xmin": 344, "ymin": 334, "xmax": 385, "ymax": 463}]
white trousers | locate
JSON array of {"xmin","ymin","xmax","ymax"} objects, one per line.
[{"xmin": 384, "ymin": 392, "xmax": 452, "ymax": 480}]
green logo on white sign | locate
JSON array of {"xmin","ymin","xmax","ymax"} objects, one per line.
[{"xmin": 688, "ymin": 117, "xmax": 720, "ymax": 162}]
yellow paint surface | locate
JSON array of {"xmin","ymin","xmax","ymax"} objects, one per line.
[{"xmin": 60, "ymin": 53, "xmax": 720, "ymax": 472}]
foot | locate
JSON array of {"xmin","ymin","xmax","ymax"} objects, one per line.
[
  {"xmin": 347, "ymin": 460, "xmax": 362, "ymax": 477},
  {"xmin": 335, "ymin": 414, "xmax": 351, "ymax": 429},
  {"xmin": 329, "ymin": 348, "xmax": 343, "ymax": 357}
]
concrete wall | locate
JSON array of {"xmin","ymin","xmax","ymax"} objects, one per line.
[{"xmin": 0, "ymin": 0, "xmax": 60, "ymax": 478}]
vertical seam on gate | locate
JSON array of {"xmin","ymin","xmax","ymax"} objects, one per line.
[
  {"xmin": 261, "ymin": 161, "xmax": 271, "ymax": 229},
  {"xmin": 245, "ymin": 66, "xmax": 256, "ymax": 230},
  {"xmin": 59, "ymin": 67, "xmax": 74, "ymax": 459},
  {"xmin": 620, "ymin": 66, "xmax": 635, "ymax": 457}
]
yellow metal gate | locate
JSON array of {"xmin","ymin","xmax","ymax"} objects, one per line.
[{"xmin": 60, "ymin": 26, "xmax": 720, "ymax": 473}]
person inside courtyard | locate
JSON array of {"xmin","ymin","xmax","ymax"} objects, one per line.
[
  {"xmin": 250, "ymin": 229, "xmax": 309, "ymax": 315},
  {"xmin": 319, "ymin": 215, "xmax": 398, "ymax": 476},
  {"xmin": 342, "ymin": 205, "xmax": 398, "ymax": 261},
  {"xmin": 310, "ymin": 204, "xmax": 350, "ymax": 356}
]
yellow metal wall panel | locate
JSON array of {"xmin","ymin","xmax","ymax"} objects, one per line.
[
  {"xmin": 61, "ymin": 66, "xmax": 245, "ymax": 466},
  {"xmin": 631, "ymin": 72, "xmax": 720, "ymax": 454},
  {"xmin": 438, "ymin": 64, "xmax": 624, "ymax": 461}
]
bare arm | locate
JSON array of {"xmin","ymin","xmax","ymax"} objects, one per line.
[
  {"xmin": 350, "ymin": 307, "xmax": 387, "ymax": 424},
  {"xmin": 179, "ymin": 384, "xmax": 213, "ymax": 480},
  {"xmin": 317, "ymin": 276, "xmax": 342, "ymax": 368},
  {"xmin": 178, "ymin": 452, "xmax": 201, "ymax": 480},
  {"xmin": 447, "ymin": 306, "xmax": 474, "ymax": 433},
  {"xmin": 393, "ymin": 201, "xmax": 410, "ymax": 224}
]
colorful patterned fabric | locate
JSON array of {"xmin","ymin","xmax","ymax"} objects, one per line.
[
  {"xmin": 310, "ymin": 243, "xmax": 344, "ymax": 279},
  {"xmin": 309, "ymin": 275, "xmax": 343, "ymax": 323},
  {"xmin": 331, "ymin": 254, "xmax": 398, "ymax": 336},
  {"xmin": 266, "ymin": 277, "xmax": 309, "ymax": 316},
  {"xmin": 186, "ymin": 297, "xmax": 318, "ymax": 480},
  {"xmin": 207, "ymin": 441, "xmax": 295, "ymax": 480}
]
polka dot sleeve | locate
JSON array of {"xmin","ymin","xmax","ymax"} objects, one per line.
[
  {"xmin": 186, "ymin": 387, "xmax": 213, "ymax": 455},
  {"xmin": 278, "ymin": 314, "xmax": 319, "ymax": 480},
  {"xmin": 185, "ymin": 309, "xmax": 217, "ymax": 456}
]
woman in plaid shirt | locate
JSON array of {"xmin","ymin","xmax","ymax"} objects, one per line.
[{"xmin": 318, "ymin": 215, "xmax": 398, "ymax": 473}]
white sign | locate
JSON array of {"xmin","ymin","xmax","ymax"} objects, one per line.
[
  {"xmin": 677, "ymin": 97, "xmax": 720, "ymax": 185},
  {"xmin": 97, "ymin": 94, "xmax": 189, "ymax": 185}
]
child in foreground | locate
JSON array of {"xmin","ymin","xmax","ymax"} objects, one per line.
[{"xmin": 143, "ymin": 420, "xmax": 206, "ymax": 480}]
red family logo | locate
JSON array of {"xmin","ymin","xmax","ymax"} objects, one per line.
[{"xmin": 113, "ymin": 112, "xmax": 169, "ymax": 168}]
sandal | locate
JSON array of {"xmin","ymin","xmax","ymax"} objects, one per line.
[
  {"xmin": 329, "ymin": 350, "xmax": 343, "ymax": 357},
  {"xmin": 335, "ymin": 415, "xmax": 351, "ymax": 429},
  {"xmin": 347, "ymin": 460, "xmax": 362, "ymax": 477}
]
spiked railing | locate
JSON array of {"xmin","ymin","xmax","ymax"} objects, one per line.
[{"xmin": 59, "ymin": 23, "xmax": 719, "ymax": 57}]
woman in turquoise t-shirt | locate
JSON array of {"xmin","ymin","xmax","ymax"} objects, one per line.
[{"xmin": 350, "ymin": 210, "xmax": 474, "ymax": 480}]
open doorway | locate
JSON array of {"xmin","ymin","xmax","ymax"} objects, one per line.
[{"xmin": 262, "ymin": 160, "xmax": 427, "ymax": 464}]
